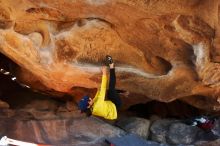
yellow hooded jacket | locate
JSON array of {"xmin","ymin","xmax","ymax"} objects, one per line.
[{"xmin": 91, "ymin": 75, "xmax": 117, "ymax": 120}]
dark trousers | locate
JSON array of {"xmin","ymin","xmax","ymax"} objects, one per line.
[{"xmin": 107, "ymin": 68, "xmax": 122, "ymax": 109}]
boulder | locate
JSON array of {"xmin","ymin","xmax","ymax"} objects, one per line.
[
  {"xmin": 150, "ymin": 118, "xmax": 220, "ymax": 145},
  {"xmin": 167, "ymin": 123, "xmax": 200, "ymax": 144},
  {"xmin": 0, "ymin": 114, "xmax": 125, "ymax": 145},
  {"xmin": 0, "ymin": 0, "xmax": 219, "ymax": 110},
  {"xmin": 150, "ymin": 119, "xmax": 175, "ymax": 143},
  {"xmin": 116, "ymin": 117, "xmax": 151, "ymax": 139},
  {"xmin": 211, "ymin": 117, "xmax": 220, "ymax": 137},
  {"xmin": 0, "ymin": 100, "xmax": 9, "ymax": 109}
]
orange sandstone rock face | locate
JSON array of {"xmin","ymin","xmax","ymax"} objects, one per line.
[{"xmin": 0, "ymin": 0, "xmax": 220, "ymax": 110}]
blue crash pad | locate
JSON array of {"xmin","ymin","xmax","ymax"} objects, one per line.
[{"xmin": 106, "ymin": 134, "xmax": 169, "ymax": 146}]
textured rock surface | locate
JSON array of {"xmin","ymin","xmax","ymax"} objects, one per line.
[
  {"xmin": 211, "ymin": 117, "xmax": 220, "ymax": 137},
  {"xmin": 0, "ymin": 100, "xmax": 125, "ymax": 146},
  {"xmin": 0, "ymin": 90, "xmax": 219, "ymax": 146},
  {"xmin": 116, "ymin": 117, "xmax": 151, "ymax": 139},
  {"xmin": 167, "ymin": 123, "xmax": 199, "ymax": 144},
  {"xmin": 150, "ymin": 119, "xmax": 219, "ymax": 145},
  {"xmin": 196, "ymin": 139, "xmax": 220, "ymax": 146},
  {"xmin": 150, "ymin": 119, "xmax": 175, "ymax": 143},
  {"xmin": 0, "ymin": 0, "xmax": 220, "ymax": 110},
  {"xmin": 0, "ymin": 99, "xmax": 9, "ymax": 108},
  {"xmin": 0, "ymin": 116, "xmax": 125, "ymax": 146}
]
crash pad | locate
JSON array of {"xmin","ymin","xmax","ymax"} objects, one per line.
[{"xmin": 105, "ymin": 134, "xmax": 168, "ymax": 146}]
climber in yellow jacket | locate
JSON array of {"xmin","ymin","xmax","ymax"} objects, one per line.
[{"xmin": 78, "ymin": 55, "xmax": 122, "ymax": 120}]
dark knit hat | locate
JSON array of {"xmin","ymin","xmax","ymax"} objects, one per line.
[{"xmin": 78, "ymin": 95, "xmax": 89, "ymax": 112}]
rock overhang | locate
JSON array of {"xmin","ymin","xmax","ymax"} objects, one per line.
[{"xmin": 0, "ymin": 0, "xmax": 219, "ymax": 111}]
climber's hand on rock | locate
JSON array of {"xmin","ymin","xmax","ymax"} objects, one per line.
[{"xmin": 101, "ymin": 66, "xmax": 107, "ymax": 75}]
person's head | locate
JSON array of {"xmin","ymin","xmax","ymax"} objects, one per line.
[
  {"xmin": 78, "ymin": 95, "xmax": 94, "ymax": 114},
  {"xmin": 78, "ymin": 95, "xmax": 90, "ymax": 112}
]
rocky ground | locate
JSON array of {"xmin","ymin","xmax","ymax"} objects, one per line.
[
  {"xmin": 0, "ymin": 101, "xmax": 125, "ymax": 146},
  {"xmin": 0, "ymin": 71, "xmax": 219, "ymax": 146},
  {"xmin": 1, "ymin": 93, "xmax": 220, "ymax": 146}
]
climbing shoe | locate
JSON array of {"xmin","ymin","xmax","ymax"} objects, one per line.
[{"xmin": 105, "ymin": 55, "xmax": 113, "ymax": 65}]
